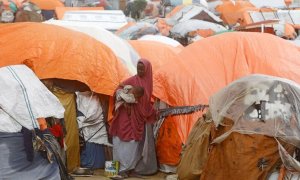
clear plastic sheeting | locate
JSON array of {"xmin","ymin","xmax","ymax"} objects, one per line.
[{"xmin": 209, "ymin": 74, "xmax": 300, "ymax": 171}]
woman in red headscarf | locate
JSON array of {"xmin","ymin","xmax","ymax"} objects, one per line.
[{"xmin": 110, "ymin": 59, "xmax": 157, "ymax": 178}]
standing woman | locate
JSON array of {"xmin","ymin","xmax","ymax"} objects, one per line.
[{"xmin": 110, "ymin": 59, "xmax": 157, "ymax": 178}]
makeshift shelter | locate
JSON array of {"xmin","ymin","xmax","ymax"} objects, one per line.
[
  {"xmin": 170, "ymin": 19, "xmax": 227, "ymax": 37},
  {"xmin": 0, "ymin": 65, "xmax": 65, "ymax": 132},
  {"xmin": 0, "ymin": 65, "xmax": 65, "ymax": 179},
  {"xmin": 166, "ymin": 4, "xmax": 222, "ymax": 24},
  {"xmin": 116, "ymin": 22, "xmax": 159, "ymax": 40},
  {"xmin": 0, "ymin": 22, "xmax": 130, "ymax": 173},
  {"xmin": 215, "ymin": 0, "xmax": 258, "ymax": 26},
  {"xmin": 45, "ymin": 20, "xmax": 140, "ymax": 75},
  {"xmin": 156, "ymin": 4, "xmax": 224, "ymax": 38},
  {"xmin": 153, "ymin": 32, "xmax": 300, "ymax": 145},
  {"xmin": 0, "ymin": 22, "xmax": 129, "ymax": 96},
  {"xmin": 201, "ymin": 74, "xmax": 300, "ymax": 179}
]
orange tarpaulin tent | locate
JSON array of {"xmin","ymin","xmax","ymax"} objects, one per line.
[
  {"xmin": 215, "ymin": 0, "xmax": 257, "ymax": 25},
  {"xmin": 154, "ymin": 32, "xmax": 300, "ymax": 143},
  {"xmin": 55, "ymin": 7, "xmax": 104, "ymax": 20},
  {"xmin": 0, "ymin": 22, "xmax": 129, "ymax": 95},
  {"xmin": 30, "ymin": 0, "xmax": 64, "ymax": 10}
]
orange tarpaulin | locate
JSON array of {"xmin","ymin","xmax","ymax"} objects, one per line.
[
  {"xmin": 156, "ymin": 116, "xmax": 182, "ymax": 166},
  {"xmin": 30, "ymin": 0, "xmax": 64, "ymax": 10},
  {"xmin": 153, "ymin": 32, "xmax": 300, "ymax": 143},
  {"xmin": 216, "ymin": 0, "xmax": 257, "ymax": 25},
  {"xmin": 55, "ymin": 7, "xmax": 104, "ymax": 20},
  {"xmin": 0, "ymin": 22, "xmax": 129, "ymax": 95},
  {"xmin": 129, "ymin": 40, "xmax": 183, "ymax": 71},
  {"xmin": 201, "ymin": 119, "xmax": 294, "ymax": 180},
  {"xmin": 189, "ymin": 29, "xmax": 215, "ymax": 38}
]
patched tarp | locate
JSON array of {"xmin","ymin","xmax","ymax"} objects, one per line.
[{"xmin": 201, "ymin": 118, "xmax": 295, "ymax": 180}]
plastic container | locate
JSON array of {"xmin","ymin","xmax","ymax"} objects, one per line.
[{"xmin": 104, "ymin": 161, "xmax": 120, "ymax": 177}]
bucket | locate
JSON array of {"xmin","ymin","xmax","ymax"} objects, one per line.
[{"xmin": 104, "ymin": 161, "xmax": 120, "ymax": 177}]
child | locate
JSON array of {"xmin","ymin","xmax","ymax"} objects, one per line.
[{"xmin": 115, "ymin": 85, "xmax": 144, "ymax": 112}]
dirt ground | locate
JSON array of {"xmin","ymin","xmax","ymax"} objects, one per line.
[{"xmin": 74, "ymin": 169, "xmax": 171, "ymax": 180}]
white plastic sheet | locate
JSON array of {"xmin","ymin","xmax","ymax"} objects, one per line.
[
  {"xmin": 0, "ymin": 65, "xmax": 65, "ymax": 133},
  {"xmin": 76, "ymin": 91, "xmax": 110, "ymax": 146}
]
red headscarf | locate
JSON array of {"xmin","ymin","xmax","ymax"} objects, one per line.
[{"xmin": 110, "ymin": 59, "xmax": 156, "ymax": 141}]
